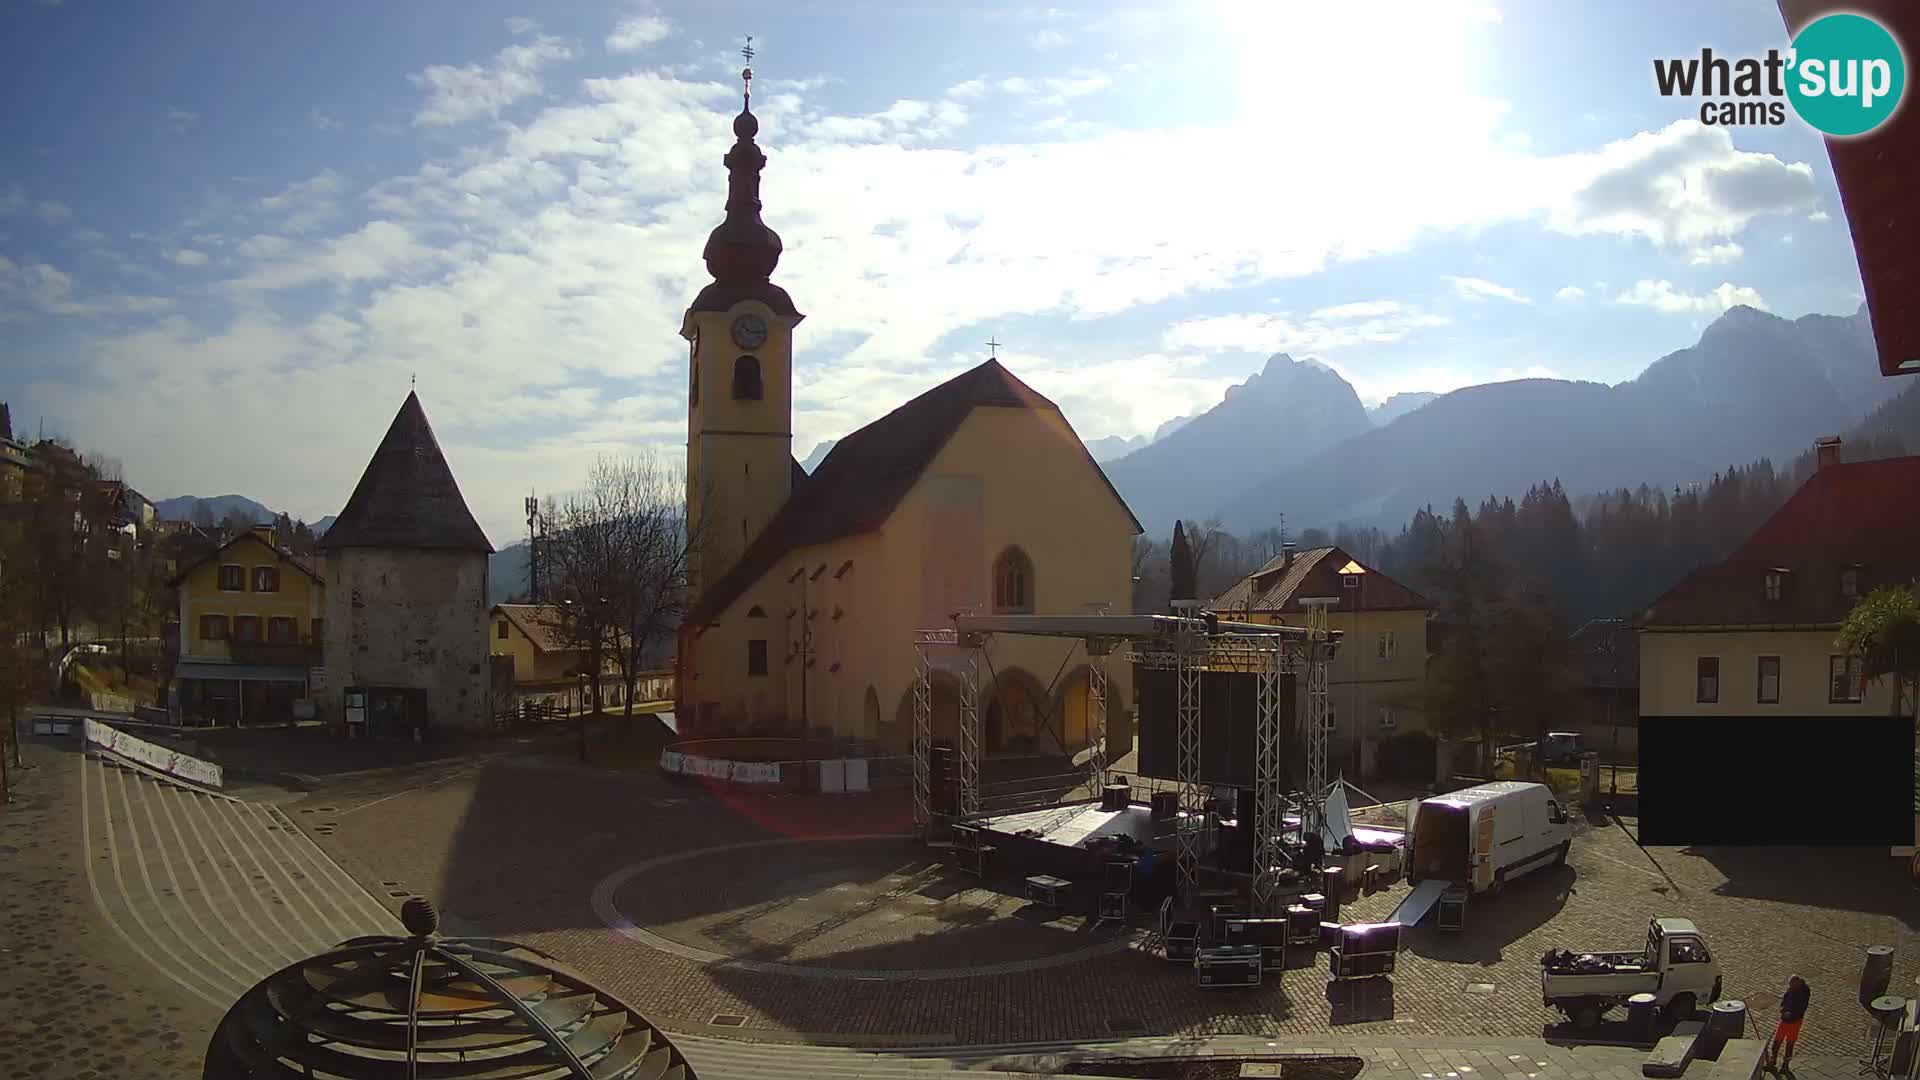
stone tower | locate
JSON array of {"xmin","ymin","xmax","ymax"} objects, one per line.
[
  {"xmin": 680, "ymin": 58, "xmax": 804, "ymax": 609},
  {"xmin": 317, "ymin": 392, "xmax": 494, "ymax": 732}
]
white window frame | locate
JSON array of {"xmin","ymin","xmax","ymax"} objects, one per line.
[{"xmin": 1377, "ymin": 630, "xmax": 1396, "ymax": 661}]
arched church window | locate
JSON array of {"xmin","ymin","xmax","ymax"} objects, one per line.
[
  {"xmin": 732, "ymin": 355, "xmax": 763, "ymax": 400},
  {"xmin": 993, "ymin": 546, "xmax": 1034, "ymax": 614}
]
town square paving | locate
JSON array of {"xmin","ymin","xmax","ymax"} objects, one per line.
[
  {"xmin": 6, "ymin": 726, "xmax": 1914, "ymax": 1078},
  {"xmin": 298, "ymin": 752, "xmax": 1919, "ymax": 1056}
]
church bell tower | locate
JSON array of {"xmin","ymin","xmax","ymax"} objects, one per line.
[{"xmin": 682, "ymin": 41, "xmax": 803, "ymax": 608}]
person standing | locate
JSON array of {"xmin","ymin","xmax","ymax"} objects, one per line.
[{"xmin": 1764, "ymin": 975, "xmax": 1810, "ymax": 1072}]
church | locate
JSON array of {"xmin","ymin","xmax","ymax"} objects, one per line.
[{"xmin": 674, "ymin": 68, "xmax": 1142, "ymax": 757}]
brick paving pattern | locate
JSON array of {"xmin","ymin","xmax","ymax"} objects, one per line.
[
  {"xmin": 305, "ymin": 755, "xmax": 1920, "ymax": 1056},
  {"xmin": 0, "ymin": 742, "xmax": 214, "ymax": 1080}
]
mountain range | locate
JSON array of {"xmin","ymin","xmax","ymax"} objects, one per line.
[
  {"xmin": 1186, "ymin": 305, "xmax": 1899, "ymax": 537},
  {"xmin": 152, "ymin": 494, "xmax": 333, "ymax": 535}
]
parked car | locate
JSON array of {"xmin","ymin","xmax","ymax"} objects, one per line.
[{"xmin": 1540, "ymin": 917, "xmax": 1723, "ymax": 1029}]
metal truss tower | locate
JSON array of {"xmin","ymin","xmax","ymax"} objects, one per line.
[
  {"xmin": 1250, "ymin": 640, "xmax": 1288, "ymax": 915},
  {"xmin": 956, "ymin": 638, "xmax": 981, "ymax": 819},
  {"xmin": 1303, "ymin": 601, "xmax": 1333, "ymax": 843},
  {"xmin": 910, "ymin": 632, "xmax": 943, "ymax": 831},
  {"xmin": 1173, "ymin": 607, "xmax": 1205, "ymax": 904},
  {"xmin": 1085, "ymin": 644, "xmax": 1112, "ymax": 796}
]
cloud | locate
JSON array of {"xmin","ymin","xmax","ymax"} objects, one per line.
[
  {"xmin": 1448, "ymin": 275, "xmax": 1530, "ymax": 303},
  {"xmin": 505, "ymin": 16, "xmax": 537, "ymax": 35},
  {"xmin": 1614, "ymin": 279, "xmax": 1767, "ymax": 314},
  {"xmin": 0, "ymin": 256, "xmax": 170, "ymax": 319},
  {"xmin": 1808, "ymin": 210, "xmax": 1830, "ymax": 222},
  {"xmin": 1163, "ymin": 303, "xmax": 1450, "ymax": 355},
  {"xmin": 311, "ymin": 109, "xmax": 344, "ymax": 132},
  {"xmin": 411, "ymin": 36, "xmax": 574, "ymax": 126},
  {"xmin": 0, "ymin": 185, "xmax": 25, "ymax": 215},
  {"xmin": 229, "ymin": 220, "xmax": 437, "ymax": 291},
  {"xmin": 1553, "ymin": 286, "xmax": 1585, "ymax": 301},
  {"xmin": 1549, "ymin": 120, "xmax": 1815, "ymax": 260},
  {"xmin": 258, "ymin": 170, "xmax": 343, "ymax": 233},
  {"xmin": 166, "ymin": 108, "xmax": 198, "ymax": 134},
  {"xmin": 606, "ymin": 14, "xmax": 672, "ymax": 53},
  {"xmin": 1688, "ymin": 241, "xmax": 1742, "ymax": 265},
  {"xmin": 169, "ymin": 249, "xmax": 210, "ymax": 267},
  {"xmin": 1029, "ymin": 29, "xmax": 1070, "ymax": 49},
  {"xmin": 18, "ymin": 49, "xmax": 1836, "ymax": 542},
  {"xmin": 32, "ymin": 200, "xmax": 71, "ymax": 223}
]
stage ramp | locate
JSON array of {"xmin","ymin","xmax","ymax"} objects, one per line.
[{"xmin": 1389, "ymin": 878, "xmax": 1451, "ymax": 927}]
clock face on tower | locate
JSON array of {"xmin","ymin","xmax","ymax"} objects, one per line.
[{"xmin": 730, "ymin": 314, "xmax": 768, "ymax": 349}]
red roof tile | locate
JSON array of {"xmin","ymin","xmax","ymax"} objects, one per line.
[
  {"xmin": 685, "ymin": 358, "xmax": 1142, "ymax": 626},
  {"xmin": 1211, "ymin": 545, "xmax": 1433, "ymax": 615},
  {"xmin": 1644, "ymin": 455, "xmax": 1920, "ymax": 627}
]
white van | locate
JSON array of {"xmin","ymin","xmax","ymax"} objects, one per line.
[{"xmin": 1406, "ymin": 781, "xmax": 1573, "ymax": 895}]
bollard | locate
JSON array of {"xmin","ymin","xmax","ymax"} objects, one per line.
[{"xmin": 1628, "ymin": 993, "xmax": 1660, "ymax": 1043}]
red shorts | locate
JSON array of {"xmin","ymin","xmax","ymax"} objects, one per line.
[{"xmin": 1772, "ymin": 1019, "xmax": 1803, "ymax": 1042}]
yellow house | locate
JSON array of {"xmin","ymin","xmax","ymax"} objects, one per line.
[
  {"xmin": 1211, "ymin": 545, "xmax": 1435, "ymax": 785},
  {"xmin": 1639, "ymin": 441, "xmax": 1920, "ymax": 857},
  {"xmin": 489, "ymin": 603, "xmax": 635, "ymax": 712},
  {"xmin": 167, "ymin": 524, "xmax": 325, "ymax": 725},
  {"xmin": 675, "ymin": 89, "xmax": 1141, "ymax": 755}
]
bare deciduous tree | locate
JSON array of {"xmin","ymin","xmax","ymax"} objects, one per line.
[{"xmin": 541, "ymin": 453, "xmax": 701, "ymax": 719}]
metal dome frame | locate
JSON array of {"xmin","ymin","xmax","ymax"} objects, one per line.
[{"xmin": 203, "ymin": 899, "xmax": 693, "ymax": 1080}]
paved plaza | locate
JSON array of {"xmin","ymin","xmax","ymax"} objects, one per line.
[{"xmin": 6, "ymin": 728, "xmax": 1916, "ymax": 1078}]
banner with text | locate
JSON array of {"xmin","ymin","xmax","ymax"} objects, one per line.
[{"xmin": 84, "ymin": 720, "xmax": 225, "ymax": 789}]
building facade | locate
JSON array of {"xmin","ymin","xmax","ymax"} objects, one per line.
[
  {"xmin": 488, "ymin": 603, "xmax": 638, "ymax": 715},
  {"xmin": 318, "ymin": 392, "xmax": 493, "ymax": 736},
  {"xmin": 675, "ymin": 84, "xmax": 1141, "ymax": 756},
  {"xmin": 1211, "ymin": 544, "xmax": 1436, "ymax": 784},
  {"xmin": 166, "ymin": 525, "xmax": 325, "ymax": 725},
  {"xmin": 1639, "ymin": 440, "xmax": 1920, "ymax": 856}
]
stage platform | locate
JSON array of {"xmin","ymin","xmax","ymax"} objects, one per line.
[{"xmin": 983, "ymin": 802, "xmax": 1165, "ymax": 848}]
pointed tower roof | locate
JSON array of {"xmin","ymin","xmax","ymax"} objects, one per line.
[
  {"xmin": 318, "ymin": 392, "xmax": 494, "ymax": 554},
  {"xmin": 685, "ymin": 45, "xmax": 802, "ymax": 325}
]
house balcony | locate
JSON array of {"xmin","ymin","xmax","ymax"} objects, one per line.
[{"xmin": 229, "ymin": 642, "xmax": 322, "ymax": 668}]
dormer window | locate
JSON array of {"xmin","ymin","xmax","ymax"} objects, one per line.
[
  {"xmin": 1841, "ymin": 568, "xmax": 1859, "ymax": 598},
  {"xmin": 1763, "ymin": 571, "xmax": 1787, "ymax": 601}
]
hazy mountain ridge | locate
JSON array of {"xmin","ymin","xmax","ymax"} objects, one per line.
[
  {"xmin": 1368, "ymin": 392, "xmax": 1440, "ymax": 425},
  {"xmin": 1207, "ymin": 306, "xmax": 1898, "ymax": 536},
  {"xmin": 1102, "ymin": 352, "xmax": 1374, "ymax": 532}
]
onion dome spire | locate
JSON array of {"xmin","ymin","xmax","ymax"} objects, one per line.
[{"xmin": 703, "ymin": 36, "xmax": 782, "ymax": 284}]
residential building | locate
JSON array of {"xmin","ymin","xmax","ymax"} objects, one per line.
[
  {"xmin": 1639, "ymin": 439, "xmax": 1920, "ymax": 855},
  {"xmin": 0, "ymin": 417, "xmax": 29, "ymax": 503},
  {"xmin": 317, "ymin": 392, "xmax": 493, "ymax": 737},
  {"xmin": 1211, "ymin": 544, "xmax": 1437, "ymax": 784},
  {"xmin": 675, "ymin": 89, "xmax": 1141, "ymax": 755},
  {"xmin": 166, "ymin": 524, "xmax": 326, "ymax": 725},
  {"xmin": 488, "ymin": 603, "xmax": 638, "ymax": 714}
]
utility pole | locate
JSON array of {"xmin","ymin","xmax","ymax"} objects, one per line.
[{"xmin": 524, "ymin": 495, "xmax": 541, "ymax": 603}]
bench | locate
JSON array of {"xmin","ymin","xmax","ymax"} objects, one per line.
[
  {"xmin": 1025, "ymin": 874, "xmax": 1072, "ymax": 908},
  {"xmin": 1694, "ymin": 1039, "xmax": 1766, "ymax": 1080},
  {"xmin": 1643, "ymin": 1021, "xmax": 1707, "ymax": 1078}
]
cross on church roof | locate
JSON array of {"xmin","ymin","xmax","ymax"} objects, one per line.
[{"xmin": 986, "ymin": 338, "xmax": 1002, "ymax": 359}]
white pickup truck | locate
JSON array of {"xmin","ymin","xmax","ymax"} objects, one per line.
[{"xmin": 1539, "ymin": 918, "xmax": 1723, "ymax": 1030}]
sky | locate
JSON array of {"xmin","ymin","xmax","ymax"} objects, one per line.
[{"xmin": 0, "ymin": 0, "xmax": 1870, "ymax": 546}]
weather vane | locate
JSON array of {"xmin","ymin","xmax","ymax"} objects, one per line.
[{"xmin": 741, "ymin": 35, "xmax": 755, "ymax": 100}]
